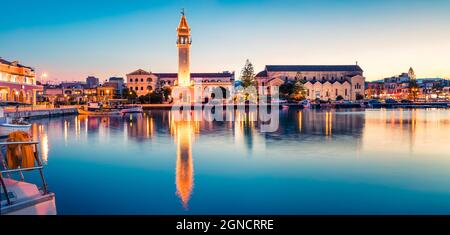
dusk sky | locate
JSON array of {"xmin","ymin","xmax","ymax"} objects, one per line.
[{"xmin": 1, "ymin": 0, "xmax": 449, "ymax": 82}]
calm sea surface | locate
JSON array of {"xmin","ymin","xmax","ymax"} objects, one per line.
[{"xmin": 23, "ymin": 108, "xmax": 450, "ymax": 214}]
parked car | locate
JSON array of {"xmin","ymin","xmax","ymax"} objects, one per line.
[{"xmin": 385, "ymin": 98, "xmax": 398, "ymax": 104}]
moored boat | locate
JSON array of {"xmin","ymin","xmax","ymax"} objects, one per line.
[
  {"xmin": 299, "ymin": 100, "xmax": 311, "ymax": 109},
  {"xmin": 0, "ymin": 122, "xmax": 32, "ymax": 137},
  {"xmin": 77, "ymin": 108, "xmax": 121, "ymax": 116},
  {"xmin": 120, "ymin": 106, "xmax": 143, "ymax": 114},
  {"xmin": 0, "ymin": 102, "xmax": 32, "ymax": 137}
]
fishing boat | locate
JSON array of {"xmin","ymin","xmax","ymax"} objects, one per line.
[
  {"xmin": 0, "ymin": 122, "xmax": 32, "ymax": 137},
  {"xmin": 1, "ymin": 138, "xmax": 56, "ymax": 215},
  {"xmin": 0, "ymin": 102, "xmax": 32, "ymax": 137}
]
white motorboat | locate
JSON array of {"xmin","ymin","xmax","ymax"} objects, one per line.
[
  {"xmin": 1, "ymin": 140, "xmax": 56, "ymax": 215},
  {"xmin": 0, "ymin": 122, "xmax": 32, "ymax": 137},
  {"xmin": 77, "ymin": 108, "xmax": 121, "ymax": 116},
  {"xmin": 0, "ymin": 105, "xmax": 31, "ymax": 137},
  {"xmin": 120, "ymin": 106, "xmax": 143, "ymax": 114}
]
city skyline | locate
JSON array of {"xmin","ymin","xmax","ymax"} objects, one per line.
[{"xmin": 1, "ymin": 0, "xmax": 450, "ymax": 82}]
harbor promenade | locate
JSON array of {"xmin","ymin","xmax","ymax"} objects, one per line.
[
  {"xmin": 4, "ymin": 105, "xmax": 78, "ymax": 119},
  {"xmin": 3, "ymin": 102, "xmax": 449, "ymax": 119}
]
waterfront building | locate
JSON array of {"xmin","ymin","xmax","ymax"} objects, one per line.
[
  {"xmin": 0, "ymin": 57, "xmax": 43, "ymax": 104},
  {"xmin": 255, "ymin": 65, "xmax": 365, "ymax": 101},
  {"xmin": 365, "ymin": 81, "xmax": 384, "ymax": 99},
  {"xmin": 86, "ymin": 76, "xmax": 99, "ymax": 88},
  {"xmin": 126, "ymin": 70, "xmax": 234, "ymax": 98},
  {"xmin": 126, "ymin": 11, "xmax": 234, "ymax": 101},
  {"xmin": 43, "ymin": 83, "xmax": 115, "ymax": 104},
  {"xmin": 365, "ymin": 67, "xmax": 449, "ymax": 101},
  {"xmin": 108, "ymin": 77, "xmax": 125, "ymax": 95},
  {"xmin": 379, "ymin": 67, "xmax": 416, "ymax": 99}
]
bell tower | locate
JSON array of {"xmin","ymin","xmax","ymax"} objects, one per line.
[{"xmin": 177, "ymin": 9, "xmax": 191, "ymax": 87}]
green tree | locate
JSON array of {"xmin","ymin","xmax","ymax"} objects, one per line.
[
  {"xmin": 279, "ymin": 82, "xmax": 294, "ymax": 99},
  {"xmin": 161, "ymin": 86, "xmax": 172, "ymax": 101},
  {"xmin": 279, "ymin": 81, "xmax": 306, "ymax": 101},
  {"xmin": 290, "ymin": 81, "xmax": 307, "ymax": 101},
  {"xmin": 240, "ymin": 59, "xmax": 255, "ymax": 88},
  {"xmin": 122, "ymin": 88, "xmax": 137, "ymax": 103}
]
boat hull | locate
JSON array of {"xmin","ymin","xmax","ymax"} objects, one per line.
[
  {"xmin": 78, "ymin": 109, "xmax": 121, "ymax": 116},
  {"xmin": 0, "ymin": 123, "xmax": 32, "ymax": 137},
  {"xmin": 1, "ymin": 178, "xmax": 56, "ymax": 215},
  {"xmin": 120, "ymin": 106, "xmax": 143, "ymax": 114}
]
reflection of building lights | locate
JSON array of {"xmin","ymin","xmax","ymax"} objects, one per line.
[
  {"xmin": 41, "ymin": 134, "xmax": 49, "ymax": 164},
  {"xmin": 64, "ymin": 120, "xmax": 69, "ymax": 143},
  {"xmin": 325, "ymin": 111, "xmax": 333, "ymax": 136},
  {"xmin": 298, "ymin": 111, "xmax": 302, "ymax": 132}
]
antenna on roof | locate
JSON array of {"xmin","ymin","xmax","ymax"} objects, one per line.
[{"xmin": 356, "ymin": 61, "xmax": 358, "ymax": 65}]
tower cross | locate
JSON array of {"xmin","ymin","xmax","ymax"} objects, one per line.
[{"xmin": 181, "ymin": 8, "xmax": 185, "ymax": 16}]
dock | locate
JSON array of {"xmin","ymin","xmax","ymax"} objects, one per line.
[{"xmin": 4, "ymin": 107, "xmax": 78, "ymax": 119}]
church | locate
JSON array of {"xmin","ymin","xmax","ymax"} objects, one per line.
[
  {"xmin": 126, "ymin": 11, "xmax": 234, "ymax": 100},
  {"xmin": 255, "ymin": 65, "xmax": 365, "ymax": 101}
]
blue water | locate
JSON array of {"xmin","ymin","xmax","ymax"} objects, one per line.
[{"xmin": 17, "ymin": 109, "xmax": 450, "ymax": 214}]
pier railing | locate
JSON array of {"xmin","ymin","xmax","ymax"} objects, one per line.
[{"xmin": 0, "ymin": 141, "xmax": 49, "ymax": 206}]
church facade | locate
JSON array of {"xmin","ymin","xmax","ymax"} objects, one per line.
[
  {"xmin": 126, "ymin": 11, "xmax": 234, "ymax": 100},
  {"xmin": 256, "ymin": 65, "xmax": 365, "ymax": 101}
]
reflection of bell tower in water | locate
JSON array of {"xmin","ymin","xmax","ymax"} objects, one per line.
[{"xmin": 174, "ymin": 119, "xmax": 194, "ymax": 208}]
